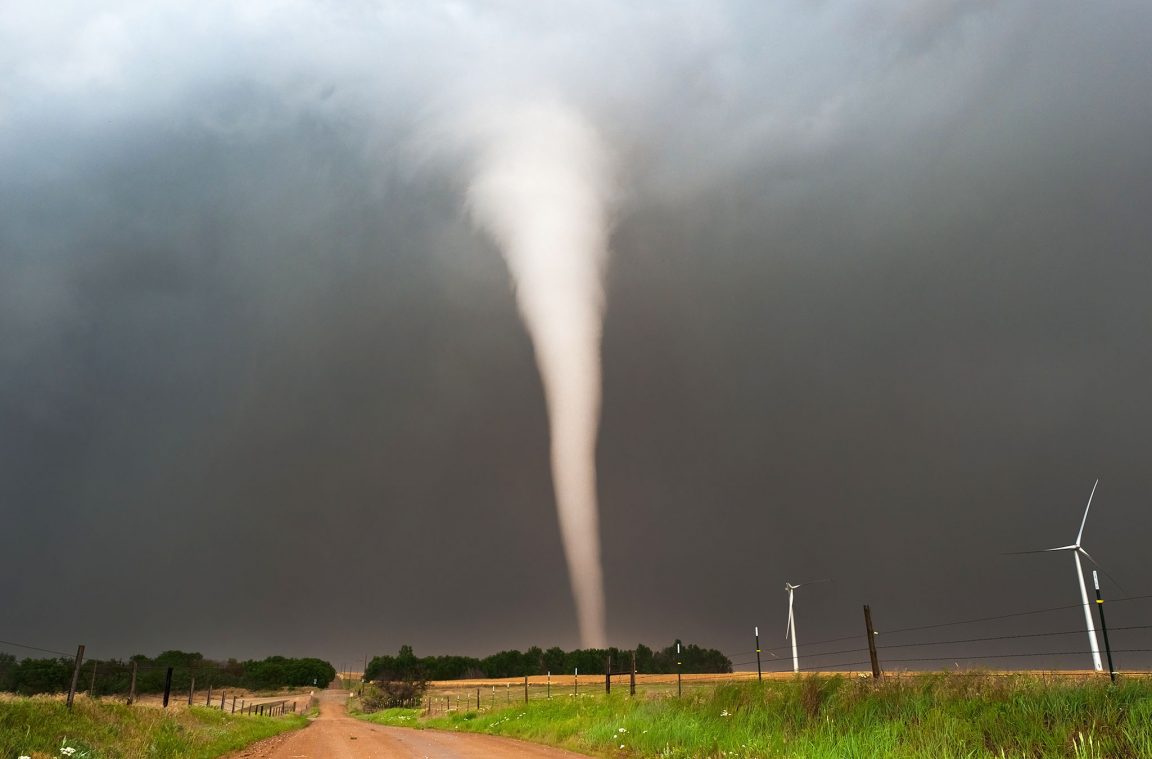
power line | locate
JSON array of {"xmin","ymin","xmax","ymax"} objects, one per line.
[
  {"xmin": 877, "ymin": 624, "xmax": 1152, "ymax": 652},
  {"xmin": 0, "ymin": 638, "xmax": 73, "ymax": 657}
]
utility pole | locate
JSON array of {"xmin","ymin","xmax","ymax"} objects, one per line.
[
  {"xmin": 863, "ymin": 605, "xmax": 881, "ymax": 679},
  {"xmin": 605, "ymin": 655, "xmax": 611, "ymax": 694},
  {"xmin": 547, "ymin": 671, "xmax": 551, "ymax": 699},
  {"xmin": 524, "ymin": 675, "xmax": 529, "ymax": 703},
  {"xmin": 574, "ymin": 667, "xmax": 578, "ymax": 697},
  {"xmin": 755, "ymin": 627, "xmax": 762, "ymax": 682},
  {"xmin": 162, "ymin": 667, "xmax": 174, "ymax": 708},
  {"xmin": 1093, "ymin": 571, "xmax": 1117, "ymax": 683},
  {"xmin": 66, "ymin": 644, "xmax": 85, "ymax": 709},
  {"xmin": 630, "ymin": 651, "xmax": 636, "ymax": 697}
]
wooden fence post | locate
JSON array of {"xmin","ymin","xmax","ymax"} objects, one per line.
[
  {"xmin": 66, "ymin": 645, "xmax": 85, "ymax": 709},
  {"xmin": 864, "ymin": 604, "xmax": 881, "ymax": 679},
  {"xmin": 127, "ymin": 660, "xmax": 138, "ymax": 705}
]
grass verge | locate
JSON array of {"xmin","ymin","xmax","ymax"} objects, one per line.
[
  {"xmin": 356, "ymin": 673, "xmax": 1152, "ymax": 758},
  {"xmin": 0, "ymin": 695, "xmax": 307, "ymax": 758}
]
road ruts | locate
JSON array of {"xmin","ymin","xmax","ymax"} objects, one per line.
[{"xmin": 225, "ymin": 688, "xmax": 592, "ymax": 759}]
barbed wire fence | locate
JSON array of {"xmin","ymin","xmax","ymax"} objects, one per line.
[
  {"xmin": 0, "ymin": 639, "xmax": 305, "ymax": 714},
  {"xmin": 4, "ymin": 591, "xmax": 1151, "ymax": 715},
  {"xmin": 416, "ymin": 591, "xmax": 1152, "ymax": 714}
]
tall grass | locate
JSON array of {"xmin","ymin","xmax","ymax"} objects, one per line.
[
  {"xmin": 0, "ymin": 695, "xmax": 306, "ymax": 759},
  {"xmin": 359, "ymin": 673, "xmax": 1152, "ymax": 758}
]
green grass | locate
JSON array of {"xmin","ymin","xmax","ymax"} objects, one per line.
[
  {"xmin": 356, "ymin": 673, "xmax": 1152, "ymax": 758},
  {"xmin": 0, "ymin": 695, "xmax": 307, "ymax": 758}
]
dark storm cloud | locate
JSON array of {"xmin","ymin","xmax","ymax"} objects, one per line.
[{"xmin": 2, "ymin": 0, "xmax": 1151, "ymax": 671}]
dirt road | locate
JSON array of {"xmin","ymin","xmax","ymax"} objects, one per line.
[{"xmin": 225, "ymin": 689, "xmax": 590, "ymax": 759}]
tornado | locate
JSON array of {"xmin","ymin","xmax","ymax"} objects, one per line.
[{"xmin": 466, "ymin": 99, "xmax": 612, "ymax": 648}]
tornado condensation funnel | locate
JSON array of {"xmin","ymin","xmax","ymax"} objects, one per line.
[{"xmin": 466, "ymin": 99, "xmax": 612, "ymax": 648}]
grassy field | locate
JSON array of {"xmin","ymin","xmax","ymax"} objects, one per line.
[
  {"xmin": 0, "ymin": 695, "xmax": 306, "ymax": 759},
  {"xmin": 357, "ymin": 673, "xmax": 1152, "ymax": 758}
]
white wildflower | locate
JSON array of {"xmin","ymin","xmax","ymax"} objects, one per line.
[{"xmin": 618, "ymin": 727, "xmax": 627, "ymax": 733}]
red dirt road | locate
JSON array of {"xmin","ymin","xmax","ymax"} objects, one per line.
[{"xmin": 225, "ymin": 689, "xmax": 590, "ymax": 759}]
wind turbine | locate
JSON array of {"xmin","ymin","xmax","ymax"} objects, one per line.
[
  {"xmin": 1010, "ymin": 479, "xmax": 1105, "ymax": 672},
  {"xmin": 784, "ymin": 579, "xmax": 830, "ymax": 674}
]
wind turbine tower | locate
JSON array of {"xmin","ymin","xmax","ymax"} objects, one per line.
[
  {"xmin": 1012, "ymin": 479, "xmax": 1105, "ymax": 672},
  {"xmin": 784, "ymin": 579, "xmax": 829, "ymax": 674}
]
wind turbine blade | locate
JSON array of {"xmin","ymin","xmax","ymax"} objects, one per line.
[
  {"xmin": 1003, "ymin": 546, "xmax": 1075, "ymax": 555},
  {"xmin": 1078, "ymin": 547, "xmax": 1126, "ymax": 595},
  {"xmin": 1075, "ymin": 479, "xmax": 1099, "ymax": 545}
]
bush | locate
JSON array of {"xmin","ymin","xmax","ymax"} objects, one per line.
[{"xmin": 360, "ymin": 678, "xmax": 428, "ymax": 711}]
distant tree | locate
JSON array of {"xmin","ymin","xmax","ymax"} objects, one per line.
[
  {"xmin": 239, "ymin": 655, "xmax": 335, "ymax": 690},
  {"xmin": 542, "ymin": 647, "xmax": 566, "ymax": 675},
  {"xmin": 525, "ymin": 646, "xmax": 544, "ymax": 674},
  {"xmin": 359, "ymin": 641, "xmax": 730, "ymax": 684},
  {"xmin": 155, "ymin": 650, "xmax": 204, "ymax": 668},
  {"xmin": 367, "ymin": 646, "xmax": 424, "ymax": 683},
  {"xmin": 13, "ymin": 657, "xmax": 71, "ymax": 695},
  {"xmin": 634, "ymin": 644, "xmax": 654, "ymax": 673},
  {"xmin": 0, "ymin": 653, "xmax": 15, "ymax": 691}
]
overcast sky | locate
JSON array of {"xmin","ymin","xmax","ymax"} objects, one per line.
[{"xmin": 2, "ymin": 0, "xmax": 1151, "ymax": 673}]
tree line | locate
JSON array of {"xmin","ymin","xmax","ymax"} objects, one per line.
[
  {"xmin": 366, "ymin": 641, "xmax": 731, "ymax": 682},
  {"xmin": 0, "ymin": 650, "xmax": 336, "ymax": 696}
]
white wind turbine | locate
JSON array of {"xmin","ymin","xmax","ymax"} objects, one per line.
[
  {"xmin": 784, "ymin": 579, "xmax": 830, "ymax": 674},
  {"xmin": 1010, "ymin": 479, "xmax": 1107, "ymax": 672}
]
